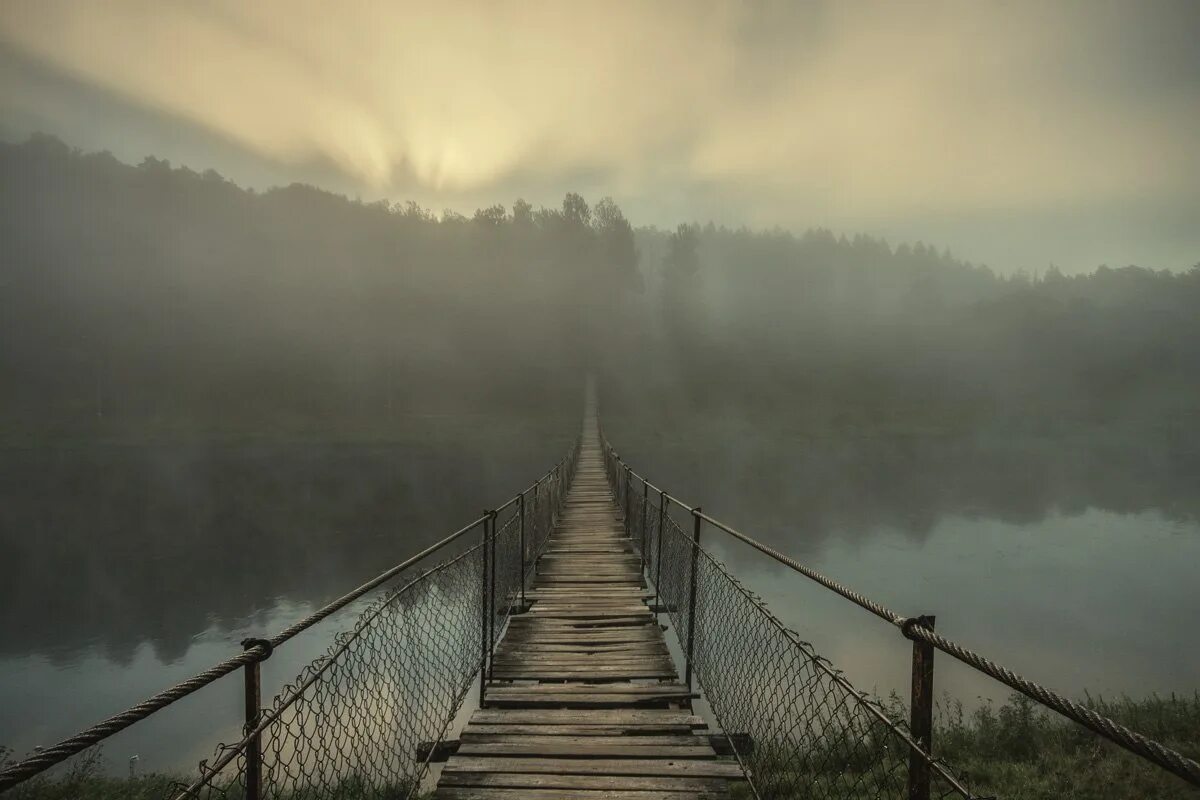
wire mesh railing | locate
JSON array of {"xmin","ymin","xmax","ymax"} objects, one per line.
[
  {"xmin": 10, "ymin": 398, "xmax": 1198, "ymax": 799},
  {"xmin": 606, "ymin": 445, "xmax": 974, "ymax": 800},
  {"xmin": 601, "ymin": 424, "xmax": 1200, "ymax": 799},
  {"xmin": 178, "ymin": 542, "xmax": 488, "ymax": 800},
  {"xmin": 0, "ymin": 435, "xmax": 580, "ymax": 799}
]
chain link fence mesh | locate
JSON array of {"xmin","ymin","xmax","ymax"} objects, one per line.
[
  {"xmin": 162, "ymin": 445, "xmax": 578, "ymax": 800},
  {"xmin": 173, "ymin": 542, "xmax": 485, "ymax": 800},
  {"xmin": 608, "ymin": 449, "xmax": 978, "ymax": 800}
]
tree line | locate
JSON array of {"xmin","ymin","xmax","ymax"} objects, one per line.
[{"xmin": 2, "ymin": 133, "xmax": 1197, "ymax": 440}]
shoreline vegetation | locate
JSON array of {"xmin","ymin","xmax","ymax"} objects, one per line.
[
  {"xmin": 4, "ymin": 135, "xmax": 1199, "ymax": 454},
  {"xmin": 933, "ymin": 692, "xmax": 1200, "ymax": 799},
  {"xmin": 5, "ymin": 693, "xmax": 1199, "ymax": 799}
]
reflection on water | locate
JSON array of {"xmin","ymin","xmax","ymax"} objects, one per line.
[
  {"xmin": 0, "ymin": 425, "xmax": 568, "ymax": 772},
  {"xmin": 606, "ymin": 423, "xmax": 1200, "ymax": 709},
  {"xmin": 2, "ymin": 424, "xmax": 1197, "ymax": 775},
  {"xmin": 704, "ymin": 510, "xmax": 1200, "ymax": 713}
]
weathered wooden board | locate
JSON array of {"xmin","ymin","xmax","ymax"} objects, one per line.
[
  {"xmin": 436, "ymin": 790, "xmax": 730, "ymax": 799},
  {"xmin": 441, "ymin": 757, "xmax": 745, "ymax": 778},
  {"xmin": 433, "ymin": 421, "xmax": 744, "ymax": 798},
  {"xmin": 439, "ymin": 772, "xmax": 731, "ymax": 791}
]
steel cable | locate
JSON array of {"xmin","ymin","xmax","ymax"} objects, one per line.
[{"xmin": 602, "ymin": 431, "xmax": 1200, "ymax": 793}]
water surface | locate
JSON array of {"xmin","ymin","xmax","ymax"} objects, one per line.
[
  {"xmin": 0, "ymin": 420, "xmax": 570, "ymax": 775},
  {"xmin": 2, "ymin": 420, "xmax": 1197, "ymax": 777},
  {"xmin": 605, "ymin": 421, "xmax": 1200, "ymax": 711}
]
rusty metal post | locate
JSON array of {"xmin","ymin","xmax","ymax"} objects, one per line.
[
  {"xmin": 479, "ymin": 514, "xmax": 490, "ymax": 705},
  {"xmin": 553, "ymin": 465, "xmax": 562, "ymax": 526},
  {"xmin": 684, "ymin": 508, "xmax": 701, "ymax": 694},
  {"xmin": 487, "ymin": 510, "xmax": 497, "ymax": 684},
  {"xmin": 655, "ymin": 490, "xmax": 666, "ymax": 622},
  {"xmin": 532, "ymin": 482, "xmax": 540, "ymax": 559},
  {"xmin": 907, "ymin": 615, "xmax": 936, "ymax": 800},
  {"xmin": 518, "ymin": 492, "xmax": 527, "ymax": 607},
  {"xmin": 640, "ymin": 477, "xmax": 649, "ymax": 572},
  {"xmin": 240, "ymin": 640, "xmax": 269, "ymax": 800},
  {"xmin": 623, "ymin": 465, "xmax": 632, "ymax": 537}
]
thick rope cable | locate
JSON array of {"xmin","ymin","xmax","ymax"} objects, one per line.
[
  {"xmin": 902, "ymin": 622, "xmax": 1200, "ymax": 787},
  {"xmin": 603, "ymin": 436, "xmax": 1200, "ymax": 791},
  {"xmin": 0, "ymin": 649, "xmax": 264, "ymax": 791},
  {"xmin": 0, "ymin": 447, "xmax": 576, "ymax": 793}
]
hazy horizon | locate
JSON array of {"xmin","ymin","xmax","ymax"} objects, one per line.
[
  {"xmin": 5, "ymin": 129, "xmax": 1196, "ymax": 279},
  {"xmin": 2, "ymin": 5, "xmax": 1200, "ymax": 795}
]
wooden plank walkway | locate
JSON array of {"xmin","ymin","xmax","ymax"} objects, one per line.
[{"xmin": 434, "ymin": 415, "xmax": 745, "ymax": 799}]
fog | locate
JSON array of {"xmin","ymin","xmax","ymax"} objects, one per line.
[
  {"xmin": 2, "ymin": 133, "xmax": 1198, "ymax": 446},
  {"xmin": 1, "ymin": 4, "xmax": 1199, "ymax": 787},
  {"xmin": 2, "ymin": 1, "xmax": 1199, "ymax": 272}
]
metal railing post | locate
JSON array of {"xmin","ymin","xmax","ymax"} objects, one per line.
[
  {"xmin": 907, "ymin": 615, "xmax": 936, "ymax": 800},
  {"xmin": 479, "ymin": 514, "xmax": 490, "ymax": 705},
  {"xmin": 240, "ymin": 640, "xmax": 269, "ymax": 800},
  {"xmin": 623, "ymin": 465, "xmax": 632, "ymax": 537},
  {"xmin": 532, "ymin": 482, "xmax": 540, "ymax": 558},
  {"xmin": 640, "ymin": 478, "xmax": 649, "ymax": 571},
  {"xmin": 684, "ymin": 508, "xmax": 701, "ymax": 694},
  {"xmin": 518, "ymin": 492, "xmax": 527, "ymax": 607},
  {"xmin": 556, "ymin": 464, "xmax": 563, "ymax": 515},
  {"xmin": 487, "ymin": 510, "xmax": 497, "ymax": 684},
  {"xmin": 655, "ymin": 490, "xmax": 666, "ymax": 623}
]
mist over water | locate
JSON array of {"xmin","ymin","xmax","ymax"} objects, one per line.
[
  {"xmin": 0, "ymin": 134, "xmax": 1197, "ymax": 784},
  {"xmin": 600, "ymin": 420, "xmax": 1200, "ymax": 706},
  {"xmin": 0, "ymin": 425, "xmax": 570, "ymax": 771}
]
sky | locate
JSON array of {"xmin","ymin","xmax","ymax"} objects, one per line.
[{"xmin": 1, "ymin": 0, "xmax": 1197, "ymax": 273}]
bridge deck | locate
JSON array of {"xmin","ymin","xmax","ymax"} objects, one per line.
[{"xmin": 434, "ymin": 420, "xmax": 744, "ymax": 798}]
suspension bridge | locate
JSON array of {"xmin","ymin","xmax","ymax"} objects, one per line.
[
  {"xmin": 1, "ymin": 386, "xmax": 1198, "ymax": 799},
  {"xmin": 433, "ymin": 405, "xmax": 744, "ymax": 798}
]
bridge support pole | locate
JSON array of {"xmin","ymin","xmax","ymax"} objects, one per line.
[
  {"xmin": 622, "ymin": 465, "xmax": 632, "ymax": 537},
  {"xmin": 906, "ymin": 615, "xmax": 936, "ymax": 800},
  {"xmin": 684, "ymin": 508, "xmax": 701, "ymax": 697},
  {"xmin": 518, "ymin": 493, "xmax": 527, "ymax": 607},
  {"xmin": 655, "ymin": 491, "xmax": 666, "ymax": 624},
  {"xmin": 640, "ymin": 478, "xmax": 648, "ymax": 573},
  {"xmin": 532, "ymin": 483, "xmax": 539, "ymax": 561},
  {"xmin": 487, "ymin": 511, "xmax": 497, "ymax": 686},
  {"xmin": 479, "ymin": 514, "xmax": 491, "ymax": 705},
  {"xmin": 240, "ymin": 640, "xmax": 271, "ymax": 800}
]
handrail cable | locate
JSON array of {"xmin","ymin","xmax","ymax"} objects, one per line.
[
  {"xmin": 0, "ymin": 448, "xmax": 574, "ymax": 793},
  {"xmin": 171, "ymin": 544, "xmax": 485, "ymax": 799},
  {"xmin": 600, "ymin": 430, "xmax": 1200, "ymax": 790}
]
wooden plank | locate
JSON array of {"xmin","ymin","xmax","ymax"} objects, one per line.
[
  {"xmin": 441, "ymin": 757, "xmax": 745, "ymax": 779},
  {"xmin": 439, "ymin": 772, "xmax": 731, "ymax": 792},
  {"xmin": 438, "ymin": 791, "xmax": 725, "ymax": 799},
  {"xmin": 485, "ymin": 683, "xmax": 693, "ymax": 696},
  {"xmin": 435, "ymin": 420, "xmax": 744, "ymax": 797},
  {"xmin": 469, "ymin": 709, "xmax": 705, "ymax": 726},
  {"xmin": 463, "ymin": 724, "xmax": 697, "ymax": 736},
  {"xmin": 455, "ymin": 742, "xmax": 716, "ymax": 759},
  {"xmin": 483, "ymin": 692, "xmax": 697, "ymax": 709}
]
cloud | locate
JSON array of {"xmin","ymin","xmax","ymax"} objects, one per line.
[{"xmin": 0, "ymin": 0, "xmax": 1197, "ymax": 245}]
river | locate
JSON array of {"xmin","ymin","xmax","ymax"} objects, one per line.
[{"xmin": 1, "ymin": 418, "xmax": 1196, "ymax": 779}]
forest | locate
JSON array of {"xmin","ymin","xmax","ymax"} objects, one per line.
[{"xmin": 2, "ymin": 133, "xmax": 1198, "ymax": 443}]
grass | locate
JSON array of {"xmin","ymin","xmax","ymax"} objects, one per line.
[
  {"xmin": 933, "ymin": 692, "xmax": 1200, "ymax": 799},
  {"xmin": 0, "ymin": 747, "xmax": 432, "ymax": 800},
  {"xmin": 0, "ymin": 748, "xmax": 183, "ymax": 800},
  {"xmin": 723, "ymin": 692, "xmax": 1200, "ymax": 799},
  {"xmin": 7, "ymin": 694, "xmax": 1199, "ymax": 798}
]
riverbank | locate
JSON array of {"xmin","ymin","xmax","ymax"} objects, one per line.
[{"xmin": 8, "ymin": 693, "xmax": 1198, "ymax": 799}]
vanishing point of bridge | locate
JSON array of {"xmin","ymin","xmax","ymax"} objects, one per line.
[
  {"xmin": 433, "ymin": 409, "xmax": 744, "ymax": 797},
  {"xmin": 2, "ymin": 385, "xmax": 1198, "ymax": 799}
]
